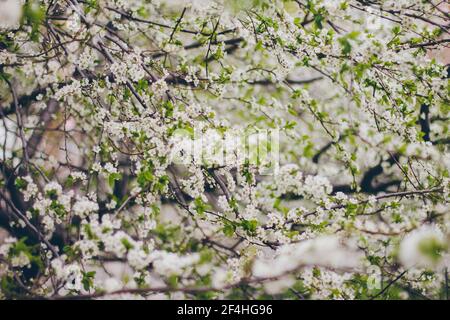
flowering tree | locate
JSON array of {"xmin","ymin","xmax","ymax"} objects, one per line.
[{"xmin": 0, "ymin": 0, "xmax": 449, "ymax": 300}]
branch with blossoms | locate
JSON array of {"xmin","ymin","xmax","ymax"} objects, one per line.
[{"xmin": 0, "ymin": 0, "xmax": 449, "ymax": 300}]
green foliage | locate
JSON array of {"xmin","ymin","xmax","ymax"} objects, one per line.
[
  {"xmin": 81, "ymin": 271, "xmax": 96, "ymax": 291},
  {"xmin": 22, "ymin": 1, "xmax": 46, "ymax": 41}
]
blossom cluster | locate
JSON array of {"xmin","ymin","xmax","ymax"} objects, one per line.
[{"xmin": 0, "ymin": 0, "xmax": 448, "ymax": 300}]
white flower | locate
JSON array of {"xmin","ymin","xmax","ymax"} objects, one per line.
[
  {"xmin": 0, "ymin": 0, "xmax": 23, "ymax": 30},
  {"xmin": 74, "ymin": 239, "xmax": 99, "ymax": 260},
  {"xmin": 264, "ymin": 276, "xmax": 296, "ymax": 295},
  {"xmin": 42, "ymin": 215, "xmax": 55, "ymax": 234},
  {"xmin": 77, "ymin": 47, "xmax": 96, "ymax": 70},
  {"xmin": 91, "ymin": 162, "xmax": 102, "ymax": 172},
  {"xmin": 72, "ymin": 196, "xmax": 99, "ymax": 217},
  {"xmin": 106, "ymin": 199, "xmax": 117, "ymax": 210},
  {"xmin": 103, "ymin": 231, "xmax": 136, "ymax": 258},
  {"xmin": 211, "ymin": 267, "xmax": 229, "ymax": 289},
  {"xmin": 22, "ymin": 176, "xmax": 39, "ymax": 201},
  {"xmin": 127, "ymin": 248, "xmax": 152, "ymax": 269},
  {"xmin": 0, "ymin": 51, "xmax": 17, "ymax": 64},
  {"xmin": 70, "ymin": 171, "xmax": 87, "ymax": 181},
  {"xmin": 44, "ymin": 181, "xmax": 62, "ymax": 195},
  {"xmin": 65, "ymin": 13, "xmax": 82, "ymax": 33},
  {"xmin": 150, "ymin": 251, "xmax": 200, "ymax": 276},
  {"xmin": 150, "ymin": 79, "xmax": 168, "ymax": 98},
  {"xmin": 11, "ymin": 251, "xmax": 30, "ymax": 268},
  {"xmin": 0, "ymin": 237, "xmax": 16, "ymax": 256},
  {"xmin": 399, "ymin": 224, "xmax": 448, "ymax": 269},
  {"xmin": 104, "ymin": 278, "xmax": 121, "ymax": 293},
  {"xmin": 253, "ymin": 236, "xmax": 363, "ymax": 278},
  {"xmin": 103, "ymin": 162, "xmax": 118, "ymax": 174},
  {"xmin": 63, "ymin": 264, "xmax": 83, "ymax": 291}
]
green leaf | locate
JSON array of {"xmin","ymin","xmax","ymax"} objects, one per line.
[
  {"xmin": 14, "ymin": 178, "xmax": 27, "ymax": 189},
  {"xmin": 82, "ymin": 271, "xmax": 96, "ymax": 291},
  {"xmin": 121, "ymin": 237, "xmax": 134, "ymax": 250},
  {"xmin": 241, "ymin": 219, "xmax": 258, "ymax": 236},
  {"xmin": 108, "ymin": 172, "xmax": 122, "ymax": 188},
  {"xmin": 223, "ymin": 222, "xmax": 236, "ymax": 237}
]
